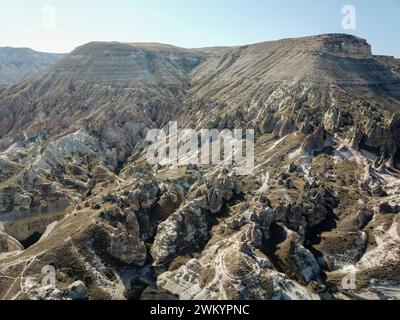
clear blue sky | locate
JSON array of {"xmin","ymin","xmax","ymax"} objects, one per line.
[{"xmin": 1, "ymin": 0, "xmax": 399, "ymax": 56}]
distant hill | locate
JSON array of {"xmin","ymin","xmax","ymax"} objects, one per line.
[
  {"xmin": 0, "ymin": 34, "xmax": 400, "ymax": 301},
  {"xmin": 0, "ymin": 47, "xmax": 64, "ymax": 89}
]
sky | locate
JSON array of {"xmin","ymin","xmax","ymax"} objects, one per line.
[{"xmin": 0, "ymin": 0, "xmax": 399, "ymax": 56}]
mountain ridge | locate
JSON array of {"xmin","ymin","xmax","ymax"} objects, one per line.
[
  {"xmin": 0, "ymin": 33, "xmax": 400, "ymax": 301},
  {"xmin": 0, "ymin": 47, "xmax": 64, "ymax": 89},
  {"xmin": 1, "ymin": 33, "xmax": 399, "ymax": 143}
]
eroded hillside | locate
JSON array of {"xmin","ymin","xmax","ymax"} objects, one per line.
[{"xmin": 0, "ymin": 34, "xmax": 399, "ymax": 300}]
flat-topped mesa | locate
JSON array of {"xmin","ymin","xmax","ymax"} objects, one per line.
[
  {"xmin": 304, "ymin": 34, "xmax": 372, "ymax": 58},
  {"xmin": 189, "ymin": 34, "xmax": 390, "ymax": 108},
  {"xmin": 0, "ymin": 34, "xmax": 395, "ymax": 143},
  {"xmin": 56, "ymin": 41, "xmax": 205, "ymax": 86},
  {"xmin": 1, "ymin": 34, "xmax": 400, "ymax": 301},
  {"xmin": 244, "ymin": 34, "xmax": 372, "ymax": 58}
]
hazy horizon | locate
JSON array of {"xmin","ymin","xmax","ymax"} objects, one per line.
[{"xmin": 1, "ymin": 0, "xmax": 400, "ymax": 57}]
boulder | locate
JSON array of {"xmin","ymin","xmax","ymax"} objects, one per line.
[
  {"xmin": 301, "ymin": 125, "xmax": 333, "ymax": 154},
  {"xmin": 66, "ymin": 281, "xmax": 88, "ymax": 301},
  {"xmin": 107, "ymin": 211, "xmax": 147, "ymax": 266},
  {"xmin": 356, "ymin": 209, "xmax": 374, "ymax": 229},
  {"xmin": 371, "ymin": 185, "xmax": 388, "ymax": 197},
  {"xmin": 378, "ymin": 202, "xmax": 400, "ymax": 214},
  {"xmin": 292, "ymin": 236, "xmax": 321, "ymax": 283}
]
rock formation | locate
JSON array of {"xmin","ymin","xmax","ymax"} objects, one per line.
[
  {"xmin": 0, "ymin": 47, "xmax": 63, "ymax": 89},
  {"xmin": 0, "ymin": 34, "xmax": 400, "ymax": 300}
]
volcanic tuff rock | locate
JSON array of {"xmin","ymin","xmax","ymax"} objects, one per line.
[
  {"xmin": 0, "ymin": 34, "xmax": 400, "ymax": 300},
  {"xmin": 0, "ymin": 231, "xmax": 23, "ymax": 254},
  {"xmin": 0, "ymin": 47, "xmax": 63, "ymax": 89}
]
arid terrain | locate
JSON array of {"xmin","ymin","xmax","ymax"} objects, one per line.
[
  {"xmin": 0, "ymin": 34, "xmax": 399, "ymax": 300},
  {"xmin": 0, "ymin": 47, "xmax": 63, "ymax": 90}
]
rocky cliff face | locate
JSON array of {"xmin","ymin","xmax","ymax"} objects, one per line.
[
  {"xmin": 0, "ymin": 47, "xmax": 63, "ymax": 89},
  {"xmin": 0, "ymin": 34, "xmax": 399, "ymax": 300},
  {"xmin": 375, "ymin": 55, "xmax": 400, "ymax": 78}
]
